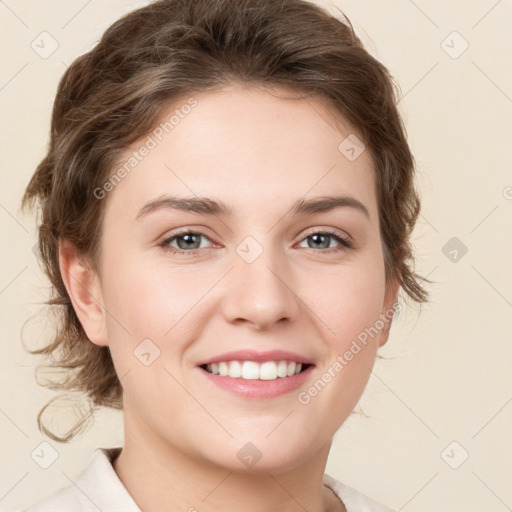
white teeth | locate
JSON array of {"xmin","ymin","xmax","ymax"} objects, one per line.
[
  {"xmin": 277, "ymin": 360, "xmax": 288, "ymax": 377},
  {"xmin": 228, "ymin": 360, "xmax": 242, "ymax": 378},
  {"xmin": 241, "ymin": 361, "xmax": 260, "ymax": 379},
  {"xmin": 203, "ymin": 360, "xmax": 308, "ymax": 380},
  {"xmin": 218, "ymin": 362, "xmax": 229, "ymax": 376},
  {"xmin": 259, "ymin": 361, "xmax": 277, "ymax": 380}
]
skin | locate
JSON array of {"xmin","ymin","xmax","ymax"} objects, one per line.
[{"xmin": 59, "ymin": 83, "xmax": 400, "ymax": 512}]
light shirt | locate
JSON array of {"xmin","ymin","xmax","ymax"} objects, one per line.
[{"xmin": 14, "ymin": 447, "xmax": 396, "ymax": 512}]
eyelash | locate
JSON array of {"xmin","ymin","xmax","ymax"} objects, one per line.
[{"xmin": 158, "ymin": 229, "xmax": 353, "ymax": 256}]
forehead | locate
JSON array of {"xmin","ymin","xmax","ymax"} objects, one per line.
[{"xmin": 103, "ymin": 84, "xmax": 377, "ymax": 224}]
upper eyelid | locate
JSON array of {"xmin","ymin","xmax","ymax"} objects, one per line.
[{"xmin": 299, "ymin": 226, "xmax": 352, "ymax": 241}]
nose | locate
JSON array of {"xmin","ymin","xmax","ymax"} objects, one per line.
[{"xmin": 221, "ymin": 242, "xmax": 301, "ymax": 331}]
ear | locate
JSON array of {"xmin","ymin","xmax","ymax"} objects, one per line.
[
  {"xmin": 377, "ymin": 274, "xmax": 401, "ymax": 348},
  {"xmin": 58, "ymin": 239, "xmax": 108, "ymax": 347}
]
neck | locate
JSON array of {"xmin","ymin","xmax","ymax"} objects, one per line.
[{"xmin": 113, "ymin": 408, "xmax": 344, "ymax": 512}]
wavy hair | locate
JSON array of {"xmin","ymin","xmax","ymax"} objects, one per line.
[{"xmin": 21, "ymin": 0, "xmax": 432, "ymax": 442}]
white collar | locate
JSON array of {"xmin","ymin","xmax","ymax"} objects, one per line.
[{"xmin": 47, "ymin": 447, "xmax": 394, "ymax": 512}]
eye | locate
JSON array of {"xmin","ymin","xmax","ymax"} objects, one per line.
[
  {"xmin": 159, "ymin": 228, "xmax": 353, "ymax": 257},
  {"xmin": 297, "ymin": 230, "xmax": 353, "ymax": 253},
  {"xmin": 159, "ymin": 230, "xmax": 213, "ymax": 256}
]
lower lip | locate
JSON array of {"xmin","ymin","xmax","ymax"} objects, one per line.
[{"xmin": 198, "ymin": 365, "xmax": 315, "ymax": 399}]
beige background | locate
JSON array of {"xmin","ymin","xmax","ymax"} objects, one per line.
[{"xmin": 1, "ymin": 1, "xmax": 511, "ymax": 510}]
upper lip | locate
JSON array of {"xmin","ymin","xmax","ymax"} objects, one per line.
[{"xmin": 197, "ymin": 349, "xmax": 315, "ymax": 366}]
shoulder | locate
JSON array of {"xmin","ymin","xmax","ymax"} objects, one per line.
[
  {"xmin": 16, "ymin": 483, "xmax": 77, "ymax": 512},
  {"xmin": 323, "ymin": 473, "xmax": 397, "ymax": 512},
  {"xmin": 13, "ymin": 447, "xmax": 139, "ymax": 512},
  {"xmin": 4, "ymin": 472, "xmax": 79, "ymax": 512}
]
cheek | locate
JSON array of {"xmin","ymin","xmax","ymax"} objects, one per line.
[
  {"xmin": 100, "ymin": 256, "xmax": 211, "ymax": 358},
  {"xmin": 304, "ymin": 258, "xmax": 387, "ymax": 348},
  {"xmin": 309, "ymin": 262, "xmax": 387, "ymax": 412},
  {"xmin": 102, "ymin": 251, "xmax": 174, "ymax": 324}
]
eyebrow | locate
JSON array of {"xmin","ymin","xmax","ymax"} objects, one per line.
[{"xmin": 135, "ymin": 194, "xmax": 371, "ymax": 221}]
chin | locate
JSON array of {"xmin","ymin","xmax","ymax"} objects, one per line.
[{"xmin": 200, "ymin": 433, "xmax": 317, "ymax": 475}]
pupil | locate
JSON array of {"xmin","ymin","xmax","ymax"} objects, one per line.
[
  {"xmin": 311, "ymin": 234, "xmax": 328, "ymax": 249},
  {"xmin": 179, "ymin": 234, "xmax": 199, "ymax": 249}
]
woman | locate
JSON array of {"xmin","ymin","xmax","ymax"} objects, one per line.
[{"xmin": 18, "ymin": 0, "xmax": 430, "ymax": 510}]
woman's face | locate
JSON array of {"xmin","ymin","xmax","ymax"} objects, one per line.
[{"xmin": 90, "ymin": 84, "xmax": 399, "ymax": 472}]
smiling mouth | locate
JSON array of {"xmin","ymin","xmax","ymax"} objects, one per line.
[{"xmin": 199, "ymin": 360, "xmax": 312, "ymax": 381}]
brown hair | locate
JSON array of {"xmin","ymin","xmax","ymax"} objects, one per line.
[{"xmin": 21, "ymin": 0, "xmax": 432, "ymax": 442}]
